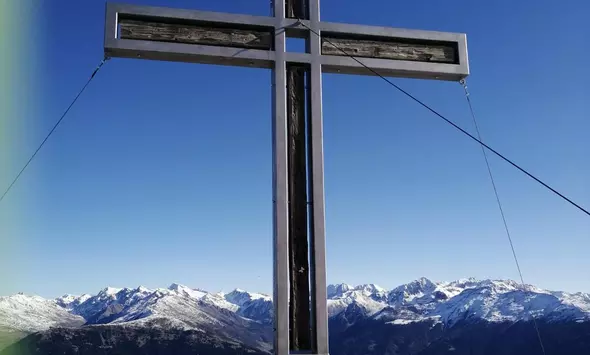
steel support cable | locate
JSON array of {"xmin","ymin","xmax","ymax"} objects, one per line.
[
  {"xmin": 299, "ymin": 20, "xmax": 551, "ymax": 353},
  {"xmin": 0, "ymin": 58, "xmax": 109, "ymax": 204},
  {"xmin": 297, "ymin": 20, "xmax": 590, "ymax": 218},
  {"xmin": 461, "ymin": 79, "xmax": 546, "ymax": 355},
  {"xmin": 297, "ymin": 19, "xmax": 552, "ymax": 354}
]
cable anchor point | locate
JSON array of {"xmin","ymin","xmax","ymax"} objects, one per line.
[{"xmin": 459, "ymin": 78, "xmax": 470, "ymax": 96}]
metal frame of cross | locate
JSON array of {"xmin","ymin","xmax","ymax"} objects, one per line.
[{"xmin": 103, "ymin": 2, "xmax": 469, "ymax": 355}]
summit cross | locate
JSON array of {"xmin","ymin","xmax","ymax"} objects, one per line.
[{"xmin": 103, "ymin": 1, "xmax": 469, "ymax": 355}]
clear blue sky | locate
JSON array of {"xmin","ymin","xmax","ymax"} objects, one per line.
[{"xmin": 1, "ymin": 0, "xmax": 588, "ymax": 299}]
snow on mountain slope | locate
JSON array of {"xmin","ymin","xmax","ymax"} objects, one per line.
[
  {"xmin": 1, "ymin": 278, "xmax": 589, "ymax": 338},
  {"xmin": 161, "ymin": 284, "xmax": 239, "ymax": 313},
  {"xmin": 106, "ymin": 287, "xmax": 272, "ymax": 351},
  {"xmin": 386, "ymin": 277, "xmax": 443, "ymax": 312},
  {"xmin": 71, "ymin": 285, "xmax": 244, "ymax": 325},
  {"xmin": 168, "ymin": 283, "xmax": 207, "ymax": 299},
  {"xmin": 55, "ymin": 294, "xmax": 92, "ymax": 311},
  {"xmin": 327, "ymin": 283, "xmax": 353, "ymax": 298},
  {"xmin": 327, "ymin": 285, "xmax": 386, "ymax": 317},
  {"xmin": 224, "ymin": 289, "xmax": 271, "ymax": 306},
  {"xmin": 223, "ymin": 289, "xmax": 273, "ymax": 323},
  {"xmin": 112, "ymin": 290, "xmax": 220, "ymax": 326},
  {"xmin": 434, "ymin": 283, "xmax": 590, "ymax": 325},
  {"xmin": 36, "ymin": 285, "xmax": 272, "ymax": 351},
  {"xmin": 0, "ymin": 294, "xmax": 85, "ymax": 332},
  {"xmin": 328, "ymin": 278, "xmax": 590, "ymax": 326},
  {"xmin": 549, "ymin": 290, "xmax": 590, "ymax": 314},
  {"xmin": 73, "ymin": 286, "xmax": 154, "ymax": 323},
  {"xmin": 204, "ymin": 294, "xmax": 240, "ymax": 311}
]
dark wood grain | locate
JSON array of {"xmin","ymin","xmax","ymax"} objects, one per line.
[
  {"xmin": 119, "ymin": 19, "xmax": 272, "ymax": 50},
  {"xmin": 287, "ymin": 64, "xmax": 312, "ymax": 351},
  {"xmin": 286, "ymin": 0, "xmax": 308, "ymax": 20},
  {"xmin": 322, "ymin": 36, "xmax": 457, "ymax": 63}
]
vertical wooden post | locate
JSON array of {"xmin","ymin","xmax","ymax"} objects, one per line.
[
  {"xmin": 286, "ymin": 0, "xmax": 308, "ymax": 19},
  {"xmin": 286, "ymin": 0, "xmax": 312, "ymax": 351},
  {"xmin": 286, "ymin": 63, "xmax": 312, "ymax": 351}
]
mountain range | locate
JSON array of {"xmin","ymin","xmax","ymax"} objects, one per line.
[{"xmin": 1, "ymin": 277, "xmax": 589, "ymax": 354}]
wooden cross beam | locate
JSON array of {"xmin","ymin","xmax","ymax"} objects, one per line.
[
  {"xmin": 104, "ymin": 4, "xmax": 468, "ymax": 81},
  {"xmin": 103, "ymin": 2, "xmax": 469, "ymax": 355}
]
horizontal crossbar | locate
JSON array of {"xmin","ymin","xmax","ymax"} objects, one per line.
[
  {"xmin": 106, "ymin": 38, "xmax": 310, "ymax": 69},
  {"xmin": 104, "ymin": 2, "xmax": 469, "ymax": 81}
]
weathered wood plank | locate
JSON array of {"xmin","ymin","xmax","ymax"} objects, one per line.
[
  {"xmin": 119, "ymin": 19, "xmax": 272, "ymax": 50},
  {"xmin": 287, "ymin": 64, "xmax": 312, "ymax": 352},
  {"xmin": 286, "ymin": 0, "xmax": 308, "ymax": 20},
  {"xmin": 322, "ymin": 36, "xmax": 457, "ymax": 63}
]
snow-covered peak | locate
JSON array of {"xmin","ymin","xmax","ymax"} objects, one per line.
[
  {"xmin": 1, "ymin": 293, "xmax": 46, "ymax": 305},
  {"xmin": 445, "ymin": 277, "xmax": 479, "ymax": 288},
  {"xmin": 327, "ymin": 283, "xmax": 387, "ymax": 317},
  {"xmin": 97, "ymin": 287, "xmax": 122, "ymax": 298},
  {"xmin": 57, "ymin": 294, "xmax": 78, "ymax": 304},
  {"xmin": 432, "ymin": 284, "xmax": 589, "ymax": 325},
  {"xmin": 136, "ymin": 286, "xmax": 151, "ymax": 293},
  {"xmin": 222, "ymin": 289, "xmax": 273, "ymax": 323},
  {"xmin": 70, "ymin": 286, "xmax": 155, "ymax": 322},
  {"xmin": 327, "ymin": 283, "xmax": 353, "ymax": 298},
  {"xmin": 324, "ymin": 277, "xmax": 590, "ymax": 325},
  {"xmin": 168, "ymin": 283, "xmax": 187, "ymax": 291},
  {"xmin": 168, "ymin": 284, "xmax": 206, "ymax": 299},
  {"xmin": 442, "ymin": 278, "xmax": 525, "ymax": 291},
  {"xmin": 387, "ymin": 277, "xmax": 440, "ymax": 308},
  {"xmin": 2, "ymin": 278, "xmax": 589, "ymax": 337},
  {"xmin": 55, "ymin": 293, "xmax": 92, "ymax": 310},
  {"xmin": 392, "ymin": 277, "xmax": 437, "ymax": 295},
  {"xmin": 355, "ymin": 284, "xmax": 386, "ymax": 295},
  {"xmin": 477, "ymin": 279, "xmax": 521, "ymax": 292},
  {"xmin": 224, "ymin": 289, "xmax": 271, "ymax": 307},
  {"xmin": 0, "ymin": 294, "xmax": 85, "ymax": 332}
]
